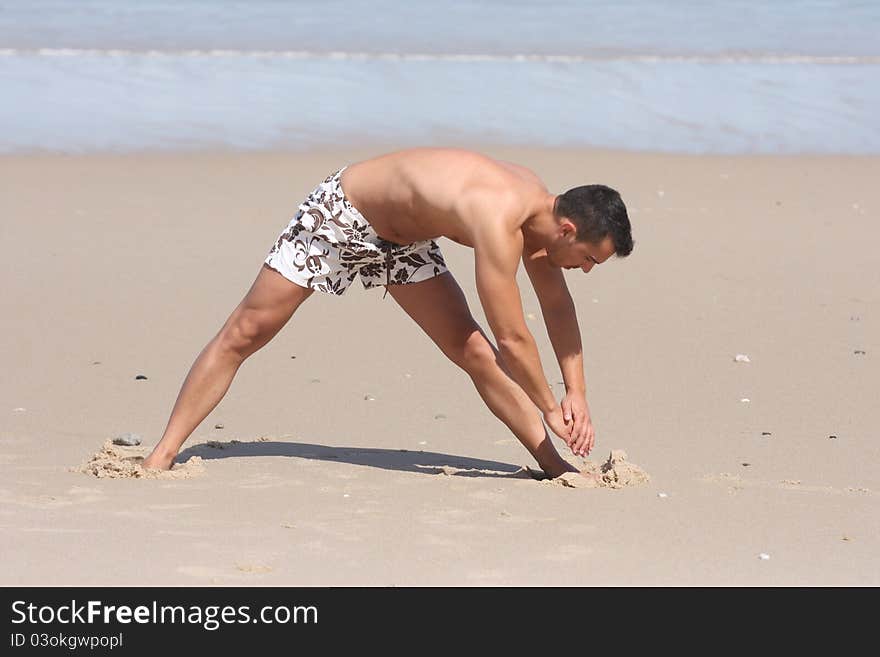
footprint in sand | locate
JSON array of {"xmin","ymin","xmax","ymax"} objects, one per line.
[{"xmin": 702, "ymin": 473, "xmax": 874, "ymax": 496}]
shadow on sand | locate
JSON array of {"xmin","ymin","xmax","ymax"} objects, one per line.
[{"xmin": 176, "ymin": 439, "xmax": 539, "ymax": 480}]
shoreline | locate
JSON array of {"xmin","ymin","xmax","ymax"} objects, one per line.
[{"xmin": 5, "ymin": 144, "xmax": 880, "ymax": 160}]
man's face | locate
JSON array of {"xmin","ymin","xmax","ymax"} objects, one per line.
[{"xmin": 547, "ymin": 221, "xmax": 616, "ymax": 273}]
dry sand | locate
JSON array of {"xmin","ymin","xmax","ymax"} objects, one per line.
[
  {"xmin": 1, "ymin": 147, "xmax": 878, "ymax": 585},
  {"xmin": 72, "ymin": 440, "xmax": 205, "ymax": 479}
]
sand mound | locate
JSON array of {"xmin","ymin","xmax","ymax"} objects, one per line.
[
  {"xmin": 533, "ymin": 449, "xmax": 650, "ymax": 489},
  {"xmin": 72, "ymin": 441, "xmax": 205, "ymax": 479}
]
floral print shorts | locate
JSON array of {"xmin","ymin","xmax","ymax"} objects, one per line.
[{"xmin": 264, "ymin": 167, "xmax": 448, "ymax": 295}]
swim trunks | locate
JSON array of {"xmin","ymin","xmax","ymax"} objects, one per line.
[{"xmin": 265, "ymin": 167, "xmax": 448, "ymax": 295}]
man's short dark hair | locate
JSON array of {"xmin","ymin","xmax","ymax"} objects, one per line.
[{"xmin": 554, "ymin": 185, "xmax": 633, "ymax": 257}]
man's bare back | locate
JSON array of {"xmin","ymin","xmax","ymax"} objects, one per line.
[{"xmin": 340, "ymin": 148, "xmax": 548, "ymax": 248}]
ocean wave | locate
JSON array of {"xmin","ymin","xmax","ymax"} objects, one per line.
[{"xmin": 0, "ymin": 48, "xmax": 878, "ymax": 64}]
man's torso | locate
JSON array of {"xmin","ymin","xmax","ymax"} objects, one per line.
[{"xmin": 339, "ymin": 148, "xmax": 548, "ymax": 250}]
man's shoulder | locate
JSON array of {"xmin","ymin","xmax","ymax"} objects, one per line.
[{"xmin": 493, "ymin": 159, "xmax": 547, "ymax": 189}]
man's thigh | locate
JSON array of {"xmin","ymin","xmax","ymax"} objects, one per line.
[
  {"xmin": 221, "ymin": 263, "xmax": 314, "ymax": 347},
  {"xmin": 385, "ymin": 272, "xmax": 487, "ymax": 358}
]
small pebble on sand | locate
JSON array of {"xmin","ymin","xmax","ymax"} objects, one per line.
[
  {"xmin": 740, "ymin": 398, "xmax": 750, "ymax": 403},
  {"xmin": 734, "ymin": 354, "xmax": 751, "ymax": 363},
  {"xmin": 829, "ymin": 435, "xmax": 838, "ymax": 440},
  {"xmin": 13, "ymin": 407, "xmax": 26, "ymax": 412},
  {"xmin": 657, "ymin": 492, "xmax": 668, "ymax": 499},
  {"xmin": 112, "ymin": 433, "xmax": 142, "ymax": 446},
  {"xmin": 854, "ymin": 350, "xmax": 866, "ymax": 355},
  {"xmin": 434, "ymin": 414, "xmax": 446, "ymax": 420},
  {"xmin": 758, "ymin": 553, "xmax": 771, "ymax": 560},
  {"xmin": 214, "ymin": 423, "xmax": 224, "ymax": 429},
  {"xmin": 364, "ymin": 394, "xmax": 376, "ymax": 401},
  {"xmin": 761, "ymin": 432, "xmax": 772, "ymax": 436},
  {"xmin": 135, "ymin": 375, "xmax": 148, "ymax": 380}
]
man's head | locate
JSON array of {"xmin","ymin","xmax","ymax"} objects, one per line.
[{"xmin": 547, "ymin": 184, "xmax": 633, "ymax": 272}]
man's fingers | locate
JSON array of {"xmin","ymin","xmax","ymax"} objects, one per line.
[
  {"xmin": 553, "ymin": 416, "xmax": 575, "ymax": 446},
  {"xmin": 572, "ymin": 423, "xmax": 593, "ymax": 457},
  {"xmin": 561, "ymin": 401, "xmax": 572, "ymax": 424},
  {"xmin": 576, "ymin": 417, "xmax": 589, "ymax": 456},
  {"xmin": 572, "ymin": 432, "xmax": 586, "ymax": 457}
]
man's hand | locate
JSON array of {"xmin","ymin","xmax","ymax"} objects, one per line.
[
  {"xmin": 561, "ymin": 391, "xmax": 595, "ymax": 457},
  {"xmin": 543, "ymin": 406, "xmax": 574, "ymax": 447}
]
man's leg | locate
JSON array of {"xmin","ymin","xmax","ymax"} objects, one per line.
[
  {"xmin": 143, "ymin": 264, "xmax": 313, "ymax": 470},
  {"xmin": 386, "ymin": 272, "xmax": 577, "ymax": 478}
]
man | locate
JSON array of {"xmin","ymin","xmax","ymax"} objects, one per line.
[{"xmin": 143, "ymin": 148, "xmax": 633, "ymax": 478}]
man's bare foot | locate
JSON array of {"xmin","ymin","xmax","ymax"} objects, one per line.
[
  {"xmin": 142, "ymin": 449, "xmax": 176, "ymax": 471},
  {"xmin": 539, "ymin": 458, "xmax": 603, "ymax": 486},
  {"xmin": 541, "ymin": 459, "xmax": 580, "ymax": 479},
  {"xmin": 552, "ymin": 468, "xmax": 601, "ymax": 488}
]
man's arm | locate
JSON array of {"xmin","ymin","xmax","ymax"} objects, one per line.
[
  {"xmin": 469, "ymin": 204, "xmax": 573, "ymax": 445},
  {"xmin": 522, "ymin": 250, "xmax": 595, "ymax": 456}
]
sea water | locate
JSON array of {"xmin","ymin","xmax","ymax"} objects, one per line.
[{"xmin": 1, "ymin": 0, "xmax": 878, "ymax": 153}]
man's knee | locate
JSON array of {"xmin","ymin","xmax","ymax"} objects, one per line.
[
  {"xmin": 455, "ymin": 330, "xmax": 498, "ymax": 375},
  {"xmin": 217, "ymin": 309, "xmax": 275, "ymax": 357}
]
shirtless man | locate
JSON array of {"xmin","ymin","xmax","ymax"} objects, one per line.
[{"xmin": 143, "ymin": 148, "xmax": 633, "ymax": 478}]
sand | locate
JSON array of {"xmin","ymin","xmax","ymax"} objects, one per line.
[
  {"xmin": 1, "ymin": 147, "xmax": 878, "ymax": 586},
  {"xmin": 72, "ymin": 440, "xmax": 205, "ymax": 479},
  {"xmin": 544, "ymin": 450, "xmax": 651, "ymax": 489}
]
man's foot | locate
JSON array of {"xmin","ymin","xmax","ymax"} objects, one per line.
[
  {"xmin": 142, "ymin": 449, "xmax": 176, "ymax": 471},
  {"xmin": 540, "ymin": 459, "xmax": 602, "ymax": 486},
  {"xmin": 541, "ymin": 459, "xmax": 580, "ymax": 479}
]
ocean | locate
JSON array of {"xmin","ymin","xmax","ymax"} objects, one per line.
[{"xmin": 1, "ymin": 0, "xmax": 878, "ymax": 154}]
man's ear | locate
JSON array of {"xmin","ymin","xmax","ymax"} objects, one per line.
[{"xmin": 559, "ymin": 218, "xmax": 577, "ymax": 239}]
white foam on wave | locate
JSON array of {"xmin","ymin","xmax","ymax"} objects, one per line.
[{"xmin": 1, "ymin": 47, "xmax": 878, "ymax": 65}]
